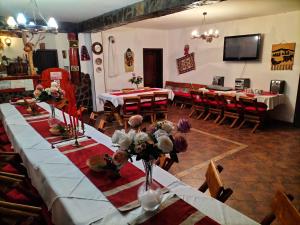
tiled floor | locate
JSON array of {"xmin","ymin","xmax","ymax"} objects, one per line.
[{"xmin": 98, "ymin": 105, "xmax": 300, "ymax": 223}]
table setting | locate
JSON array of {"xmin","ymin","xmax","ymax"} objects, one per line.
[{"xmin": 0, "ymin": 97, "xmax": 260, "ymax": 225}]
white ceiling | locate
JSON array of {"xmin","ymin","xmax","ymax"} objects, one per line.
[
  {"xmin": 0, "ymin": 0, "xmax": 141, "ymax": 23},
  {"xmin": 127, "ymin": 0, "xmax": 300, "ymax": 29}
]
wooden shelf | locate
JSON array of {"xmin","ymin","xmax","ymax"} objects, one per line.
[{"xmin": 0, "ymin": 75, "xmax": 40, "ymax": 81}]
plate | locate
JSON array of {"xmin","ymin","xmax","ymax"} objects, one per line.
[
  {"xmin": 96, "ymin": 67, "xmax": 102, "ymax": 73},
  {"xmin": 95, "ymin": 58, "xmax": 102, "ymax": 65}
]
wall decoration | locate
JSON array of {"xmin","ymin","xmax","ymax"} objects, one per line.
[
  {"xmin": 92, "ymin": 42, "xmax": 103, "ymax": 55},
  {"xmin": 176, "ymin": 53, "xmax": 195, "ymax": 74},
  {"xmin": 96, "ymin": 67, "xmax": 102, "ymax": 73},
  {"xmin": 80, "ymin": 45, "xmax": 90, "ymax": 61},
  {"xmin": 184, "ymin": 44, "xmax": 189, "ymax": 55},
  {"xmin": 124, "ymin": 48, "xmax": 134, "ymax": 72},
  {"xmin": 271, "ymin": 43, "xmax": 296, "ymax": 70},
  {"xmin": 62, "ymin": 50, "xmax": 67, "ymax": 59},
  {"xmin": 95, "ymin": 58, "xmax": 102, "ymax": 65},
  {"xmin": 68, "ymin": 33, "xmax": 80, "ymax": 84},
  {"xmin": 108, "ymin": 36, "xmax": 119, "ymax": 77}
]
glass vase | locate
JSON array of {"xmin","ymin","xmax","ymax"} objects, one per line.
[
  {"xmin": 137, "ymin": 160, "xmax": 162, "ymax": 211},
  {"xmin": 48, "ymin": 103, "xmax": 57, "ymax": 127}
]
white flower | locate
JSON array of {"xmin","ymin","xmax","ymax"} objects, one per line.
[
  {"xmin": 128, "ymin": 129, "xmax": 137, "ymax": 141},
  {"xmin": 45, "ymin": 88, "xmax": 51, "ymax": 94},
  {"xmin": 161, "ymin": 121, "xmax": 174, "ymax": 133},
  {"xmin": 157, "ymin": 136, "xmax": 173, "ymax": 153},
  {"xmin": 112, "ymin": 130, "xmax": 123, "ymax": 144},
  {"xmin": 119, "ymin": 135, "xmax": 132, "ymax": 150},
  {"xmin": 50, "ymin": 86, "xmax": 58, "ymax": 93},
  {"xmin": 134, "ymin": 132, "xmax": 149, "ymax": 145},
  {"xmin": 153, "ymin": 129, "xmax": 168, "ymax": 140},
  {"xmin": 51, "ymin": 81, "xmax": 58, "ymax": 87}
]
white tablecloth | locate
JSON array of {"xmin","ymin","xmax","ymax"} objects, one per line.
[
  {"xmin": 97, "ymin": 88, "xmax": 174, "ymax": 111},
  {"xmin": 0, "ymin": 102, "xmax": 259, "ymax": 225},
  {"xmin": 198, "ymin": 88, "xmax": 284, "ymax": 110}
]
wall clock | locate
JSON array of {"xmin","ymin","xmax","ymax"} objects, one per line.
[{"xmin": 92, "ymin": 42, "xmax": 103, "ymax": 55}]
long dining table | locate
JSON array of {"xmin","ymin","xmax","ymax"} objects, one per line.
[{"xmin": 0, "ymin": 102, "xmax": 259, "ymax": 225}]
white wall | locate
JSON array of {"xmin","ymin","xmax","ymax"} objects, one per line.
[
  {"xmin": 91, "ymin": 32, "xmax": 106, "ymax": 111},
  {"xmin": 167, "ymin": 11, "xmax": 300, "ymax": 123},
  {"xmin": 100, "ymin": 27, "xmax": 169, "ymax": 91},
  {"xmin": 78, "ymin": 33, "xmax": 97, "ymax": 110},
  {"xmin": 0, "ymin": 33, "xmax": 69, "ymax": 70}
]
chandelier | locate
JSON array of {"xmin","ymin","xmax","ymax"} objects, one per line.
[
  {"xmin": 191, "ymin": 12, "xmax": 219, "ymax": 42},
  {"xmin": 5, "ymin": 0, "xmax": 58, "ymax": 34}
]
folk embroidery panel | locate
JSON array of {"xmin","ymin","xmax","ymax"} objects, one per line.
[
  {"xmin": 271, "ymin": 43, "xmax": 296, "ymax": 70},
  {"xmin": 176, "ymin": 53, "xmax": 196, "ymax": 74}
]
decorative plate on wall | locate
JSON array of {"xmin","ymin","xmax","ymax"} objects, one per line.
[
  {"xmin": 92, "ymin": 42, "xmax": 103, "ymax": 55},
  {"xmin": 96, "ymin": 67, "xmax": 102, "ymax": 73},
  {"xmin": 95, "ymin": 58, "xmax": 102, "ymax": 65}
]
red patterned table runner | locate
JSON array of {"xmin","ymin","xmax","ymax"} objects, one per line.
[
  {"xmin": 15, "ymin": 104, "xmax": 221, "ymax": 223},
  {"xmin": 138, "ymin": 197, "xmax": 220, "ymax": 225},
  {"xmin": 111, "ymin": 88, "xmax": 160, "ymax": 96}
]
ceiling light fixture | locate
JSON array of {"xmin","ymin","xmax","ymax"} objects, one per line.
[
  {"xmin": 5, "ymin": 0, "xmax": 58, "ymax": 34},
  {"xmin": 191, "ymin": 12, "xmax": 219, "ymax": 43}
]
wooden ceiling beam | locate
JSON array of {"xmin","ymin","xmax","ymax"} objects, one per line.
[{"xmin": 79, "ymin": 0, "xmax": 225, "ymax": 32}]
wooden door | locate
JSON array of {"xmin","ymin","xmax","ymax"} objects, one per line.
[
  {"xmin": 33, "ymin": 49, "xmax": 59, "ymax": 74},
  {"xmin": 143, "ymin": 48, "xmax": 163, "ymax": 88}
]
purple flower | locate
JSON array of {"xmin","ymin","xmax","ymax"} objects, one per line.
[
  {"xmin": 174, "ymin": 135, "xmax": 188, "ymax": 153},
  {"xmin": 177, "ymin": 118, "xmax": 191, "ymax": 133}
]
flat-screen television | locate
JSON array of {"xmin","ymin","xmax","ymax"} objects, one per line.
[{"xmin": 223, "ymin": 34, "xmax": 261, "ymax": 61}]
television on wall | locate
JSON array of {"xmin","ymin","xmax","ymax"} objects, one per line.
[{"xmin": 223, "ymin": 34, "xmax": 261, "ymax": 61}]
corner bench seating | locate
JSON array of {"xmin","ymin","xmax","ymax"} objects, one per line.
[{"xmin": 165, "ymin": 81, "xmax": 206, "ymax": 108}]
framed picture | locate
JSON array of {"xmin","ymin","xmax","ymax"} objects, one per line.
[{"xmin": 271, "ymin": 43, "xmax": 296, "ymax": 70}]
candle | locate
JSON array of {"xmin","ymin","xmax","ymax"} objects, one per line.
[
  {"xmin": 69, "ymin": 114, "xmax": 73, "ymax": 134},
  {"xmin": 62, "ymin": 108, "xmax": 67, "ymax": 125}
]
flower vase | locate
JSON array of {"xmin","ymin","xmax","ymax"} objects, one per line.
[
  {"xmin": 137, "ymin": 160, "xmax": 162, "ymax": 211},
  {"xmin": 48, "ymin": 103, "xmax": 57, "ymax": 127},
  {"xmin": 135, "ymin": 84, "xmax": 139, "ymax": 89}
]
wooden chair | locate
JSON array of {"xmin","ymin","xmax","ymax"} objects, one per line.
[
  {"xmin": 153, "ymin": 92, "xmax": 169, "ymax": 121},
  {"xmin": 203, "ymin": 93, "xmax": 224, "ymax": 123},
  {"xmin": 189, "ymin": 90, "xmax": 207, "ymax": 119},
  {"xmin": 139, "ymin": 94, "xmax": 154, "ymax": 123},
  {"xmin": 98, "ymin": 101, "xmax": 123, "ymax": 131},
  {"xmin": 261, "ymin": 191, "xmax": 300, "ymax": 225},
  {"xmin": 122, "ymin": 97, "xmax": 140, "ymax": 129},
  {"xmin": 0, "ymin": 152, "xmax": 27, "ymax": 176},
  {"xmin": 238, "ymin": 97, "xmax": 267, "ymax": 133},
  {"xmin": 198, "ymin": 161, "xmax": 233, "ymax": 203},
  {"xmin": 0, "ymin": 200, "xmax": 43, "ymax": 224},
  {"xmin": 218, "ymin": 95, "xmax": 242, "ymax": 128},
  {"xmin": 173, "ymin": 83, "xmax": 192, "ymax": 109},
  {"xmin": 156, "ymin": 155, "xmax": 175, "ymax": 171}
]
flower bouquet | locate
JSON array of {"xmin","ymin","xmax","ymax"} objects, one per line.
[
  {"xmin": 88, "ymin": 115, "xmax": 191, "ymax": 211},
  {"xmin": 33, "ymin": 82, "xmax": 65, "ymax": 127},
  {"xmin": 128, "ymin": 73, "xmax": 143, "ymax": 89},
  {"xmin": 34, "ymin": 82, "xmax": 65, "ymax": 103}
]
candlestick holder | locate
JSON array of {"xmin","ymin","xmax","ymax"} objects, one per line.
[{"xmin": 72, "ymin": 126, "xmax": 81, "ymax": 147}]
